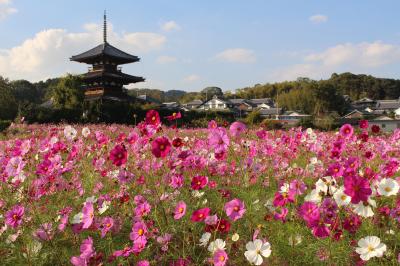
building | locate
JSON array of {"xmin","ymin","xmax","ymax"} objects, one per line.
[
  {"xmin": 183, "ymin": 99, "xmax": 203, "ymax": 110},
  {"xmin": 197, "ymin": 95, "xmax": 234, "ymax": 111},
  {"xmin": 70, "ymin": 12, "xmax": 144, "ymax": 101},
  {"xmin": 368, "ymin": 116, "xmax": 400, "ymax": 132},
  {"xmin": 351, "ymin": 98, "xmax": 376, "ymax": 110},
  {"xmin": 279, "ymin": 111, "xmax": 311, "ymax": 121},
  {"xmin": 374, "ymin": 99, "xmax": 400, "ymax": 112},
  {"xmin": 249, "ymin": 98, "xmax": 275, "ymax": 109},
  {"xmin": 259, "ymin": 108, "xmax": 282, "ymax": 119}
]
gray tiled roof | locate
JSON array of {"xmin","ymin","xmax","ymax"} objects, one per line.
[
  {"xmin": 71, "ymin": 43, "xmax": 140, "ymax": 64},
  {"xmin": 375, "ymin": 100, "xmax": 400, "ymax": 110},
  {"xmin": 259, "ymin": 108, "xmax": 282, "ymax": 115}
]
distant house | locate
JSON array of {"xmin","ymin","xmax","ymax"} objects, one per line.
[
  {"xmin": 183, "ymin": 99, "xmax": 203, "ymax": 110},
  {"xmin": 395, "ymin": 107, "xmax": 400, "ymax": 119},
  {"xmin": 136, "ymin": 94, "xmax": 160, "ymax": 105},
  {"xmin": 351, "ymin": 97, "xmax": 376, "ymax": 110},
  {"xmin": 368, "ymin": 116, "xmax": 400, "ymax": 132},
  {"xmin": 342, "ymin": 109, "xmax": 369, "ymax": 119},
  {"xmin": 259, "ymin": 108, "xmax": 282, "ymax": 119},
  {"xmin": 279, "ymin": 111, "xmax": 311, "ymax": 121},
  {"xmin": 197, "ymin": 95, "xmax": 234, "ymax": 111},
  {"xmin": 229, "ymin": 98, "xmax": 255, "ymax": 113},
  {"xmin": 160, "ymin": 102, "xmax": 182, "ymax": 110},
  {"xmin": 249, "ymin": 98, "xmax": 275, "ymax": 109},
  {"xmin": 375, "ymin": 99, "xmax": 400, "ymax": 112}
]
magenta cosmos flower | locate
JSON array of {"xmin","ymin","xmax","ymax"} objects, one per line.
[
  {"xmin": 344, "ymin": 175, "xmax": 372, "ymax": 204},
  {"xmin": 151, "ymin": 136, "xmax": 171, "ymax": 158},
  {"xmin": 99, "ymin": 217, "xmax": 114, "ymax": 238},
  {"xmin": 5, "ymin": 204, "xmax": 24, "ymax": 228},
  {"xmin": 339, "ymin": 124, "xmax": 354, "ymax": 138},
  {"xmin": 191, "ymin": 207, "xmax": 211, "ymax": 222},
  {"xmin": 174, "ymin": 201, "xmax": 187, "ymax": 220},
  {"xmin": 224, "ymin": 198, "xmax": 246, "ymax": 221},
  {"xmin": 82, "ymin": 202, "xmax": 94, "ymax": 229},
  {"xmin": 229, "ymin": 121, "xmax": 246, "ymax": 137},
  {"xmin": 109, "ymin": 144, "xmax": 128, "ymax": 166},
  {"xmin": 213, "ymin": 249, "xmax": 228, "ymax": 266},
  {"xmin": 71, "ymin": 237, "xmax": 95, "ymax": 266},
  {"xmin": 359, "ymin": 120, "xmax": 368, "ymax": 129},
  {"xmin": 191, "ymin": 175, "xmax": 209, "ymax": 190},
  {"xmin": 145, "ymin": 109, "xmax": 161, "ymax": 126}
]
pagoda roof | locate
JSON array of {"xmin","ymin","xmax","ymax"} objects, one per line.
[
  {"xmin": 70, "ymin": 42, "xmax": 140, "ymax": 64},
  {"xmin": 83, "ymin": 70, "xmax": 145, "ymax": 84}
]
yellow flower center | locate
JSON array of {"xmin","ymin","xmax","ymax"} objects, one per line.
[
  {"xmin": 219, "ymin": 255, "xmax": 225, "ymax": 262},
  {"xmin": 138, "ymin": 228, "xmax": 144, "ymax": 236}
]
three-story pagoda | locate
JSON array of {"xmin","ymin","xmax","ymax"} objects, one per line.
[{"xmin": 70, "ymin": 12, "xmax": 144, "ymax": 101}]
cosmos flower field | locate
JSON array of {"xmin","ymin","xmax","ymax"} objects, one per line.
[{"xmin": 1, "ymin": 111, "xmax": 400, "ymax": 265}]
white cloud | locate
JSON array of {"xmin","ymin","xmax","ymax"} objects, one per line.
[
  {"xmin": 161, "ymin": 21, "xmax": 181, "ymax": 32},
  {"xmin": 270, "ymin": 41, "xmax": 400, "ymax": 81},
  {"xmin": 0, "ymin": 23, "xmax": 166, "ymax": 81},
  {"xmin": 215, "ymin": 48, "xmax": 256, "ymax": 63},
  {"xmin": 183, "ymin": 74, "xmax": 200, "ymax": 83},
  {"xmin": 0, "ymin": 0, "xmax": 17, "ymax": 21},
  {"xmin": 156, "ymin": 55, "xmax": 177, "ymax": 64},
  {"xmin": 309, "ymin": 14, "xmax": 328, "ymax": 24}
]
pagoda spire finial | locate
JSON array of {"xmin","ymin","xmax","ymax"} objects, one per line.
[{"xmin": 103, "ymin": 10, "xmax": 107, "ymax": 43}]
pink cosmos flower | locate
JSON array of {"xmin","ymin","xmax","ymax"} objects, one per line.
[
  {"xmin": 308, "ymin": 217, "xmax": 331, "ymax": 238},
  {"xmin": 130, "ymin": 221, "xmax": 147, "ymax": 243},
  {"xmin": 229, "ymin": 121, "xmax": 246, "ymax": 137},
  {"xmin": 71, "ymin": 237, "xmax": 95, "ymax": 266},
  {"xmin": 169, "ymin": 174, "xmax": 184, "ymax": 189},
  {"xmin": 298, "ymin": 201, "xmax": 320, "ymax": 224},
  {"xmin": 359, "ymin": 120, "xmax": 368, "ymax": 129},
  {"xmin": 145, "ymin": 109, "xmax": 161, "ymax": 126},
  {"xmin": 113, "ymin": 246, "xmax": 134, "ymax": 258},
  {"xmin": 191, "ymin": 175, "xmax": 209, "ymax": 190},
  {"xmin": 327, "ymin": 162, "xmax": 343, "ymax": 178},
  {"xmin": 208, "ymin": 127, "xmax": 230, "ymax": 153},
  {"xmin": 191, "ymin": 207, "xmax": 211, "ymax": 222},
  {"xmin": 34, "ymin": 223, "xmax": 53, "ymax": 241},
  {"xmin": 82, "ymin": 202, "xmax": 94, "ymax": 229},
  {"xmin": 166, "ymin": 112, "xmax": 182, "ymax": 121},
  {"xmin": 137, "ymin": 260, "xmax": 150, "ymax": 266},
  {"xmin": 134, "ymin": 201, "xmax": 151, "ymax": 218},
  {"xmin": 340, "ymin": 124, "xmax": 354, "ymax": 138},
  {"xmin": 109, "ymin": 144, "xmax": 128, "ymax": 167},
  {"xmin": 224, "ymin": 198, "xmax": 246, "ymax": 221},
  {"xmin": 152, "ymin": 136, "xmax": 171, "ymax": 158},
  {"xmin": 213, "ymin": 249, "xmax": 228, "ymax": 266},
  {"xmin": 5, "ymin": 204, "xmax": 24, "ymax": 228},
  {"xmin": 274, "ymin": 207, "xmax": 288, "ymax": 222},
  {"xmin": 99, "ymin": 217, "xmax": 114, "ymax": 238},
  {"xmin": 174, "ymin": 201, "xmax": 187, "ymax": 220},
  {"xmin": 208, "ymin": 120, "xmax": 218, "ymax": 129},
  {"xmin": 273, "ymin": 190, "xmax": 295, "ymax": 207},
  {"xmin": 5, "ymin": 156, "xmax": 25, "ymax": 177},
  {"xmin": 344, "ymin": 175, "xmax": 372, "ymax": 204}
]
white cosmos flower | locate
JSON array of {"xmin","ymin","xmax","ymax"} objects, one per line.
[
  {"xmin": 264, "ymin": 198, "xmax": 276, "ymax": 212},
  {"xmin": 377, "ymin": 178, "xmax": 399, "ymax": 197},
  {"xmin": 192, "ymin": 190, "xmax": 205, "ymax": 198},
  {"xmin": 71, "ymin": 212, "xmax": 83, "ymax": 224},
  {"xmin": 355, "ymin": 236, "xmax": 386, "ymax": 261},
  {"xmin": 279, "ymin": 183, "xmax": 290, "ymax": 194},
  {"xmin": 85, "ymin": 196, "xmax": 97, "ymax": 203},
  {"xmin": 304, "ymin": 189, "xmax": 322, "ymax": 203},
  {"xmin": 244, "ymin": 239, "xmax": 271, "ymax": 265},
  {"xmin": 207, "ymin": 239, "xmax": 226, "ymax": 254},
  {"xmin": 199, "ymin": 232, "xmax": 211, "ymax": 247},
  {"xmin": 288, "ymin": 234, "xmax": 302, "ymax": 246},
  {"xmin": 82, "ymin": 127, "xmax": 91, "ymax": 138},
  {"xmin": 333, "ymin": 187, "xmax": 351, "ymax": 207},
  {"xmin": 64, "ymin": 125, "xmax": 77, "ymax": 140},
  {"xmin": 98, "ymin": 201, "xmax": 110, "ymax": 214},
  {"xmin": 353, "ymin": 198, "xmax": 376, "ymax": 218},
  {"xmin": 232, "ymin": 233, "xmax": 240, "ymax": 242}
]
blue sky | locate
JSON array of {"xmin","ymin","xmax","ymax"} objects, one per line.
[{"xmin": 1, "ymin": 0, "xmax": 400, "ymax": 91}]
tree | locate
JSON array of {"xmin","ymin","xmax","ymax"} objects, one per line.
[
  {"xmin": 50, "ymin": 74, "xmax": 84, "ymax": 109},
  {"xmin": 201, "ymin": 87, "xmax": 223, "ymax": 100},
  {"xmin": 0, "ymin": 76, "xmax": 18, "ymax": 120}
]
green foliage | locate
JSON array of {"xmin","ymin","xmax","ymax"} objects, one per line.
[
  {"xmin": 0, "ymin": 76, "xmax": 18, "ymax": 120},
  {"xmin": 50, "ymin": 74, "xmax": 84, "ymax": 109},
  {"xmin": 261, "ymin": 119, "xmax": 283, "ymax": 130},
  {"xmin": 0, "ymin": 120, "xmax": 11, "ymax": 132},
  {"xmin": 245, "ymin": 110, "xmax": 263, "ymax": 125}
]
